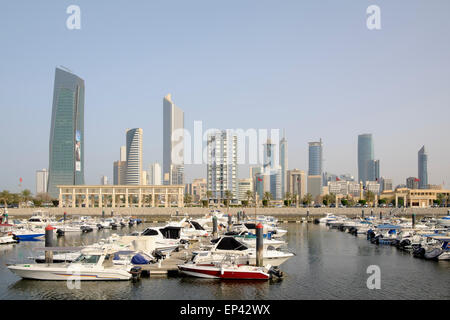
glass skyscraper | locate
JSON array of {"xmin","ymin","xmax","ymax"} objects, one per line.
[
  {"xmin": 418, "ymin": 146, "xmax": 428, "ymax": 189},
  {"xmin": 125, "ymin": 128, "xmax": 143, "ymax": 185},
  {"xmin": 163, "ymin": 94, "xmax": 184, "ymax": 185},
  {"xmin": 358, "ymin": 134, "xmax": 374, "ymax": 185},
  {"xmin": 308, "ymin": 139, "xmax": 323, "ymax": 176},
  {"xmin": 47, "ymin": 67, "xmax": 85, "ymax": 198}
]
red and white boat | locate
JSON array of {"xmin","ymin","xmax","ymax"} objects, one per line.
[{"xmin": 178, "ymin": 262, "xmax": 282, "ymax": 280}]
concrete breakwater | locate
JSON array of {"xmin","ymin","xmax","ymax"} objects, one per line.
[{"xmin": 5, "ymin": 206, "xmax": 449, "ymax": 218}]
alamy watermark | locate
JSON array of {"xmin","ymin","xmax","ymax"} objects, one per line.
[{"xmin": 366, "ymin": 265, "xmax": 381, "ymax": 289}]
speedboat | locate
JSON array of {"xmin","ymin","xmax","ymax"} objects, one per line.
[
  {"xmin": 178, "ymin": 261, "xmax": 282, "ymax": 280},
  {"xmin": 8, "ymin": 248, "xmax": 141, "ymax": 281},
  {"xmin": 318, "ymin": 213, "xmax": 338, "ymax": 224},
  {"xmin": 191, "ymin": 236, "xmax": 294, "ymax": 267},
  {"xmin": 0, "ymin": 224, "xmax": 18, "ymax": 244},
  {"xmin": 437, "ymin": 215, "xmax": 450, "ymax": 227},
  {"xmin": 12, "ymin": 228, "xmax": 45, "ymax": 241}
]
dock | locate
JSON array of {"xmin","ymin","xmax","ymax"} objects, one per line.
[{"xmin": 135, "ymin": 240, "xmax": 203, "ymax": 277}]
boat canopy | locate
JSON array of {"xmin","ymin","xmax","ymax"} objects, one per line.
[{"xmin": 214, "ymin": 237, "xmax": 248, "ymax": 251}]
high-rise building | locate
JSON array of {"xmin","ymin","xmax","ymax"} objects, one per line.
[
  {"xmin": 249, "ymin": 166, "xmax": 262, "ymax": 193},
  {"xmin": 113, "ymin": 161, "xmax": 126, "ymax": 185},
  {"xmin": 100, "ymin": 176, "xmax": 108, "ymax": 185},
  {"xmin": 163, "ymin": 94, "xmax": 184, "ymax": 185},
  {"xmin": 280, "ymin": 135, "xmax": 288, "ymax": 198},
  {"xmin": 358, "ymin": 134, "xmax": 374, "ymax": 186},
  {"xmin": 125, "ymin": 128, "xmax": 143, "ymax": 185},
  {"xmin": 406, "ymin": 177, "xmax": 420, "ymax": 190},
  {"xmin": 307, "ymin": 175, "xmax": 322, "ymax": 199},
  {"xmin": 238, "ymin": 178, "xmax": 253, "ymax": 202},
  {"xmin": 262, "ymin": 139, "xmax": 281, "ymax": 200},
  {"xmin": 47, "ymin": 67, "xmax": 85, "ymax": 198},
  {"xmin": 368, "ymin": 159, "xmax": 380, "ymax": 182},
  {"xmin": 148, "ymin": 162, "xmax": 162, "ymax": 185},
  {"xmin": 286, "ymin": 169, "xmax": 306, "ymax": 199},
  {"xmin": 308, "ymin": 139, "xmax": 323, "ymax": 177},
  {"xmin": 36, "ymin": 169, "xmax": 48, "ymax": 194},
  {"xmin": 120, "ymin": 146, "xmax": 126, "ymax": 162},
  {"xmin": 206, "ymin": 130, "xmax": 238, "ymax": 201},
  {"xmin": 380, "ymin": 177, "xmax": 393, "ymax": 192},
  {"xmin": 418, "ymin": 146, "xmax": 428, "ymax": 189},
  {"xmin": 365, "ymin": 181, "xmax": 381, "ymax": 195},
  {"xmin": 185, "ymin": 178, "xmax": 207, "ymax": 202}
]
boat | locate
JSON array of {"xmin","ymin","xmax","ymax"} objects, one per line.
[
  {"xmin": 178, "ymin": 255, "xmax": 283, "ymax": 280},
  {"xmin": 437, "ymin": 215, "xmax": 450, "ymax": 227},
  {"xmin": 0, "ymin": 224, "xmax": 18, "ymax": 244},
  {"xmin": 8, "ymin": 248, "xmax": 141, "ymax": 281},
  {"xmin": 191, "ymin": 236, "xmax": 294, "ymax": 266},
  {"xmin": 12, "ymin": 228, "xmax": 45, "ymax": 241}
]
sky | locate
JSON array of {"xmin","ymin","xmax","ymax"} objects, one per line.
[{"xmin": 0, "ymin": 0, "xmax": 449, "ymax": 193}]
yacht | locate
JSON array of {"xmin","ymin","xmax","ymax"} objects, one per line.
[{"xmin": 8, "ymin": 248, "xmax": 141, "ymax": 281}]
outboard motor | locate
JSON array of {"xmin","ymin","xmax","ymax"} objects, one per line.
[
  {"xmin": 129, "ymin": 266, "xmax": 142, "ymax": 282},
  {"xmin": 97, "ymin": 224, "xmax": 103, "ymax": 230},
  {"xmin": 367, "ymin": 229, "xmax": 375, "ymax": 241},
  {"xmin": 111, "ymin": 223, "xmax": 118, "ymax": 230},
  {"xmin": 81, "ymin": 226, "xmax": 93, "ymax": 233},
  {"xmin": 56, "ymin": 229, "xmax": 65, "ymax": 237},
  {"xmin": 268, "ymin": 266, "xmax": 283, "ymax": 279},
  {"xmin": 413, "ymin": 247, "xmax": 425, "ymax": 258},
  {"xmin": 398, "ymin": 239, "xmax": 410, "ymax": 249},
  {"xmin": 313, "ymin": 219, "xmax": 320, "ymax": 224},
  {"xmin": 153, "ymin": 249, "xmax": 166, "ymax": 261},
  {"xmin": 120, "ymin": 222, "xmax": 126, "ymax": 228}
]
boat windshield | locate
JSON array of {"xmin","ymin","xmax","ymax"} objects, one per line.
[{"xmin": 73, "ymin": 254, "xmax": 101, "ymax": 264}]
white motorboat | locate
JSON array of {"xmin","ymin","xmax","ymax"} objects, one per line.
[
  {"xmin": 8, "ymin": 248, "xmax": 140, "ymax": 281},
  {"xmin": 437, "ymin": 215, "xmax": 450, "ymax": 227},
  {"xmin": 191, "ymin": 236, "xmax": 294, "ymax": 267},
  {"xmin": 0, "ymin": 224, "xmax": 18, "ymax": 244},
  {"xmin": 318, "ymin": 213, "xmax": 338, "ymax": 224}
]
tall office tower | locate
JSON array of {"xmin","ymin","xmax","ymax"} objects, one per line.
[
  {"xmin": 280, "ymin": 135, "xmax": 288, "ymax": 198},
  {"xmin": 163, "ymin": 94, "xmax": 184, "ymax": 185},
  {"xmin": 125, "ymin": 128, "xmax": 143, "ymax": 185},
  {"xmin": 308, "ymin": 139, "xmax": 323, "ymax": 176},
  {"xmin": 47, "ymin": 67, "xmax": 85, "ymax": 198},
  {"xmin": 368, "ymin": 159, "xmax": 380, "ymax": 181},
  {"xmin": 113, "ymin": 161, "xmax": 126, "ymax": 185},
  {"xmin": 287, "ymin": 169, "xmax": 306, "ymax": 199},
  {"xmin": 206, "ymin": 130, "xmax": 238, "ymax": 201},
  {"xmin": 148, "ymin": 162, "xmax": 162, "ymax": 185},
  {"xmin": 100, "ymin": 176, "xmax": 108, "ymax": 185},
  {"xmin": 120, "ymin": 146, "xmax": 126, "ymax": 162},
  {"xmin": 262, "ymin": 139, "xmax": 281, "ymax": 199},
  {"xmin": 418, "ymin": 146, "xmax": 428, "ymax": 189},
  {"xmin": 263, "ymin": 139, "xmax": 276, "ymax": 170},
  {"xmin": 406, "ymin": 177, "xmax": 420, "ymax": 189},
  {"xmin": 358, "ymin": 134, "xmax": 374, "ymax": 186},
  {"xmin": 238, "ymin": 178, "xmax": 254, "ymax": 202},
  {"xmin": 36, "ymin": 169, "xmax": 49, "ymax": 194},
  {"xmin": 250, "ymin": 166, "xmax": 263, "ymax": 193}
]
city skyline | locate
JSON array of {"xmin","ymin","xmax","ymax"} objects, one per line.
[{"xmin": 1, "ymin": 1, "xmax": 450, "ymax": 192}]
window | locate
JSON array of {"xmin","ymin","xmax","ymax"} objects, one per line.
[{"xmin": 73, "ymin": 254, "xmax": 101, "ymax": 264}]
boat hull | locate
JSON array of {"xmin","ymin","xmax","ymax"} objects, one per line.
[{"xmin": 178, "ymin": 264, "xmax": 270, "ymax": 280}]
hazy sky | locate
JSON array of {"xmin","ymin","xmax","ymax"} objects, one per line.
[{"xmin": 1, "ymin": 0, "xmax": 449, "ymax": 193}]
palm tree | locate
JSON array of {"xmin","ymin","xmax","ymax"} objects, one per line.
[
  {"xmin": 21, "ymin": 189, "xmax": 32, "ymax": 207},
  {"xmin": 184, "ymin": 194, "xmax": 192, "ymax": 207},
  {"xmin": 206, "ymin": 190, "xmax": 212, "ymax": 207},
  {"xmin": 224, "ymin": 190, "xmax": 233, "ymax": 209},
  {"xmin": 366, "ymin": 191, "xmax": 375, "ymax": 206},
  {"xmin": 263, "ymin": 192, "xmax": 272, "ymax": 207},
  {"xmin": 0, "ymin": 190, "xmax": 11, "ymax": 207},
  {"xmin": 437, "ymin": 193, "xmax": 444, "ymax": 206},
  {"xmin": 245, "ymin": 190, "xmax": 253, "ymax": 207},
  {"xmin": 284, "ymin": 192, "xmax": 291, "ymax": 207},
  {"xmin": 303, "ymin": 193, "xmax": 313, "ymax": 206}
]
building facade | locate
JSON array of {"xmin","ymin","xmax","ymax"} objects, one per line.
[
  {"xmin": 238, "ymin": 178, "xmax": 253, "ymax": 202},
  {"xmin": 406, "ymin": 177, "xmax": 420, "ymax": 190},
  {"xmin": 163, "ymin": 94, "xmax": 184, "ymax": 185},
  {"xmin": 279, "ymin": 136, "xmax": 288, "ymax": 197},
  {"xmin": 308, "ymin": 139, "xmax": 323, "ymax": 176},
  {"xmin": 418, "ymin": 146, "xmax": 428, "ymax": 189},
  {"xmin": 286, "ymin": 169, "xmax": 306, "ymax": 199},
  {"xmin": 47, "ymin": 67, "xmax": 85, "ymax": 198},
  {"xmin": 125, "ymin": 128, "xmax": 143, "ymax": 185},
  {"xmin": 100, "ymin": 176, "xmax": 108, "ymax": 185},
  {"xmin": 113, "ymin": 161, "xmax": 126, "ymax": 185},
  {"xmin": 307, "ymin": 175, "xmax": 322, "ymax": 199},
  {"xmin": 358, "ymin": 134, "xmax": 374, "ymax": 186},
  {"xmin": 380, "ymin": 177, "xmax": 393, "ymax": 192},
  {"xmin": 36, "ymin": 169, "xmax": 49, "ymax": 194},
  {"xmin": 206, "ymin": 130, "xmax": 238, "ymax": 201},
  {"xmin": 185, "ymin": 178, "xmax": 207, "ymax": 202},
  {"xmin": 148, "ymin": 162, "xmax": 162, "ymax": 185}
]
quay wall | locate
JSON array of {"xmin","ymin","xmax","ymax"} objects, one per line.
[{"xmin": 5, "ymin": 207, "xmax": 449, "ymax": 219}]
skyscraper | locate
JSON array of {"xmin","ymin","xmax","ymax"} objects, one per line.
[
  {"xmin": 47, "ymin": 67, "xmax": 85, "ymax": 198},
  {"xmin": 206, "ymin": 130, "xmax": 238, "ymax": 201},
  {"xmin": 358, "ymin": 134, "xmax": 374, "ymax": 186},
  {"xmin": 368, "ymin": 159, "xmax": 380, "ymax": 182},
  {"xmin": 36, "ymin": 169, "xmax": 48, "ymax": 194},
  {"xmin": 113, "ymin": 160, "xmax": 126, "ymax": 185},
  {"xmin": 163, "ymin": 94, "xmax": 184, "ymax": 185},
  {"xmin": 125, "ymin": 128, "xmax": 143, "ymax": 185},
  {"xmin": 308, "ymin": 139, "xmax": 323, "ymax": 176},
  {"xmin": 418, "ymin": 146, "xmax": 428, "ymax": 189},
  {"xmin": 120, "ymin": 145, "xmax": 126, "ymax": 162},
  {"xmin": 280, "ymin": 135, "xmax": 288, "ymax": 198},
  {"xmin": 263, "ymin": 139, "xmax": 281, "ymax": 200},
  {"xmin": 148, "ymin": 162, "xmax": 162, "ymax": 185}
]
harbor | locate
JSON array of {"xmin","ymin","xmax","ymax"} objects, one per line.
[{"xmin": 0, "ymin": 210, "xmax": 448, "ymax": 300}]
